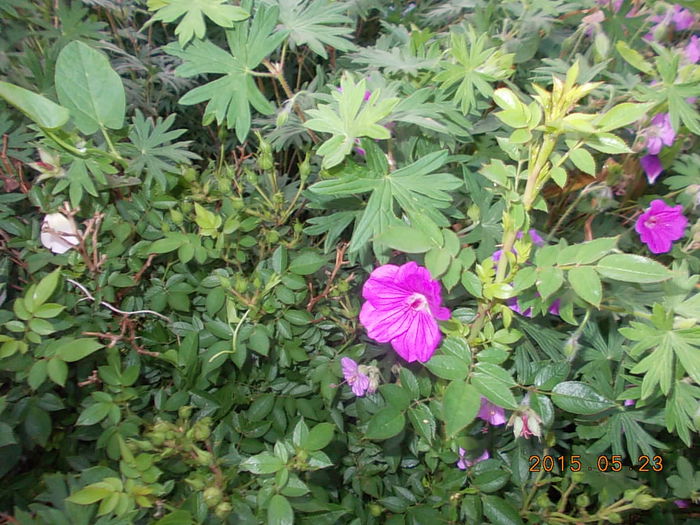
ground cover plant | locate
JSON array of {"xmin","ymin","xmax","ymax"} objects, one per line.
[{"xmin": 0, "ymin": 0, "xmax": 699, "ymax": 523}]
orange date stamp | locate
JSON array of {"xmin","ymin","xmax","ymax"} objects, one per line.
[{"xmin": 529, "ymin": 455, "xmax": 664, "ymax": 472}]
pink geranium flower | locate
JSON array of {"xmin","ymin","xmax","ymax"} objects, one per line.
[
  {"xmin": 635, "ymin": 200, "xmax": 688, "ymax": 254},
  {"xmin": 478, "ymin": 397, "xmax": 507, "ymax": 425},
  {"xmin": 672, "ymin": 4, "xmax": 695, "ymax": 31},
  {"xmin": 640, "ymin": 155, "xmax": 664, "ymax": 184},
  {"xmin": 341, "ymin": 357, "xmax": 371, "ymax": 396},
  {"xmin": 684, "ymin": 35, "xmax": 700, "ymax": 63},
  {"xmin": 359, "ymin": 262, "xmax": 450, "ymax": 363},
  {"xmin": 639, "ymin": 113, "xmax": 675, "ymax": 184},
  {"xmin": 456, "ymin": 448, "xmax": 490, "ymax": 470}
]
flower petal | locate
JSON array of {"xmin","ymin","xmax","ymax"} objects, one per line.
[{"xmin": 390, "ymin": 312, "xmax": 441, "ymax": 363}]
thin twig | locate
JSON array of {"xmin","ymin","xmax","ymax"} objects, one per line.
[
  {"xmin": 306, "ymin": 242, "xmax": 350, "ymax": 312},
  {"xmin": 67, "ymin": 278, "xmax": 172, "ymax": 323}
]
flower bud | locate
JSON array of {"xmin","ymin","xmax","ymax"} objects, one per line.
[
  {"xmin": 244, "ymin": 169, "xmax": 258, "ymax": 185},
  {"xmin": 607, "ymin": 512, "xmax": 622, "ymax": 523},
  {"xmin": 576, "ymin": 494, "xmax": 590, "ymax": 507},
  {"xmin": 299, "ymin": 154, "xmax": 311, "ymax": 182},
  {"xmin": 633, "ymin": 494, "xmax": 662, "ymax": 510},
  {"xmin": 369, "ymin": 504, "xmax": 383, "ymax": 517},
  {"xmin": 215, "ymin": 501, "xmax": 232, "ymax": 519},
  {"xmin": 203, "ymin": 487, "xmax": 223, "ymax": 507},
  {"xmin": 193, "ymin": 417, "xmax": 212, "ymax": 441},
  {"xmin": 178, "ymin": 406, "xmax": 193, "ymax": 420}
]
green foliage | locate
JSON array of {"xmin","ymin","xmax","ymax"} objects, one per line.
[
  {"xmin": 165, "ymin": 4, "xmax": 287, "ymax": 141},
  {"xmin": 0, "ymin": 0, "xmax": 698, "ymax": 524}
]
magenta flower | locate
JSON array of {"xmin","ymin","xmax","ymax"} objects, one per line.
[
  {"xmin": 456, "ymin": 448, "xmax": 490, "ymax": 470},
  {"xmin": 359, "ymin": 262, "xmax": 451, "ymax": 363},
  {"xmin": 635, "ymin": 199, "xmax": 688, "ymax": 254},
  {"xmin": 644, "ymin": 113, "xmax": 675, "ymax": 155},
  {"xmin": 684, "ymin": 35, "xmax": 700, "ymax": 63},
  {"xmin": 640, "ymin": 155, "xmax": 664, "ymax": 184},
  {"xmin": 672, "ymin": 5, "xmax": 695, "ymax": 30},
  {"xmin": 674, "ymin": 500, "xmax": 690, "ymax": 509},
  {"xmin": 341, "ymin": 357, "xmax": 371, "ymax": 396},
  {"xmin": 624, "ymin": 399, "xmax": 636, "ymax": 407},
  {"xmin": 639, "ymin": 113, "xmax": 675, "ymax": 184},
  {"xmin": 478, "ymin": 398, "xmax": 507, "ymax": 426}
]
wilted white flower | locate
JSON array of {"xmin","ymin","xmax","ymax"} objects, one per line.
[
  {"xmin": 28, "ymin": 149, "xmax": 65, "ymax": 182},
  {"xmin": 41, "ymin": 213, "xmax": 80, "ymax": 254}
]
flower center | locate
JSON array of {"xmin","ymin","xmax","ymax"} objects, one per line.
[
  {"xmin": 644, "ymin": 216, "xmax": 658, "ymax": 229},
  {"xmin": 407, "ymin": 293, "xmax": 429, "ymax": 312}
]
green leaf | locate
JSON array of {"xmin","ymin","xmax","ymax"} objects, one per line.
[
  {"xmin": 482, "ymin": 495, "xmax": 524, "ymax": 525},
  {"xmin": 123, "ymin": 110, "xmax": 200, "ymax": 190},
  {"xmin": 289, "ymin": 250, "xmax": 326, "ymax": 275},
  {"xmin": 305, "ymin": 73, "xmax": 399, "ymax": 168},
  {"xmin": 365, "ymin": 407, "xmax": 405, "ymax": 440},
  {"xmin": 0, "ymin": 422, "xmax": 16, "ymax": 448},
  {"xmin": 569, "ymin": 148, "xmax": 595, "ymax": 176},
  {"xmin": 33, "ymin": 303, "xmax": 66, "ymax": 319},
  {"xmin": 425, "ymin": 248, "xmax": 452, "ymax": 278},
  {"xmin": 165, "ymin": 5, "xmax": 286, "ymax": 141},
  {"xmin": 568, "ymin": 266, "xmax": 602, "ymax": 307},
  {"xmin": 536, "ymin": 267, "xmax": 563, "ymax": 300},
  {"xmin": 55, "ymin": 41, "xmax": 126, "ymax": 135},
  {"xmin": 248, "ymin": 325, "xmax": 270, "ymax": 356},
  {"xmin": 0, "ymin": 81, "xmax": 70, "ymax": 129},
  {"xmin": 149, "ymin": 0, "xmax": 249, "ymax": 47},
  {"xmin": 278, "ymin": 0, "xmax": 356, "ymax": 59},
  {"xmin": 301, "ymin": 422, "xmax": 335, "ymax": 451},
  {"xmin": 597, "ymin": 102, "xmax": 655, "ymax": 132},
  {"xmin": 47, "ymin": 358, "xmax": 68, "ymax": 387},
  {"xmin": 267, "ymin": 494, "xmax": 294, "ymax": 525},
  {"xmin": 551, "ymin": 381, "xmax": 615, "ymax": 415},
  {"xmin": 596, "ymin": 254, "xmax": 672, "ymax": 283},
  {"xmin": 240, "ymin": 452, "xmax": 285, "ymax": 474},
  {"xmin": 426, "ymin": 355, "xmax": 469, "ymax": 381},
  {"xmin": 615, "ymin": 41, "xmax": 654, "ymax": 75},
  {"xmin": 28, "ymin": 360, "xmax": 48, "ymax": 390},
  {"xmin": 472, "ymin": 373, "xmax": 518, "ymax": 410},
  {"xmin": 24, "ymin": 405, "xmax": 51, "ymax": 447},
  {"xmin": 557, "ymin": 237, "xmax": 618, "ymax": 265},
  {"xmin": 443, "ymin": 381, "xmax": 480, "ymax": 437},
  {"xmin": 77, "ymin": 402, "xmax": 111, "ymax": 425},
  {"xmin": 55, "ymin": 338, "xmax": 104, "ymax": 362},
  {"xmin": 248, "ymin": 394, "xmax": 275, "ymax": 422},
  {"xmin": 435, "ymin": 28, "xmax": 514, "ymax": 114},
  {"xmin": 407, "ymin": 404, "xmax": 436, "ymax": 443},
  {"xmin": 376, "ymin": 226, "xmax": 433, "ymax": 253},
  {"xmin": 66, "ymin": 486, "xmax": 112, "ymax": 505},
  {"xmin": 149, "ymin": 234, "xmax": 188, "ymax": 254},
  {"xmin": 30, "ymin": 269, "xmax": 61, "ymax": 309},
  {"xmin": 153, "ymin": 511, "xmax": 195, "ymax": 525}
]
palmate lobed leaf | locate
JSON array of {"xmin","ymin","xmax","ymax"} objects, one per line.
[
  {"xmin": 277, "ymin": 0, "xmax": 356, "ymax": 58},
  {"xmin": 304, "ymin": 73, "xmax": 399, "ymax": 168},
  {"xmin": 165, "ymin": 4, "xmax": 286, "ymax": 141},
  {"xmin": 121, "ymin": 110, "xmax": 200, "ymax": 190},
  {"xmin": 150, "ymin": 0, "xmax": 249, "ymax": 47},
  {"xmin": 435, "ymin": 28, "xmax": 514, "ymax": 114},
  {"xmin": 310, "ymin": 147, "xmax": 460, "ymax": 256}
]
